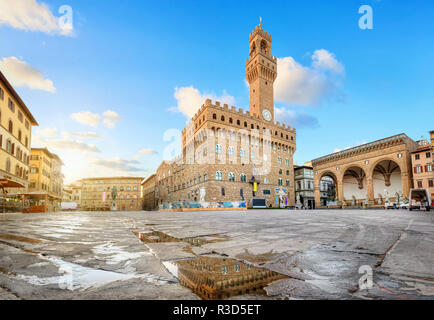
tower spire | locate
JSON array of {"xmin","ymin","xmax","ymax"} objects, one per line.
[{"xmin": 246, "ymin": 24, "xmax": 277, "ymax": 122}]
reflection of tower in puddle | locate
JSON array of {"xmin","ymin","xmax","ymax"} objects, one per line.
[{"xmin": 174, "ymin": 256, "xmax": 287, "ymax": 300}]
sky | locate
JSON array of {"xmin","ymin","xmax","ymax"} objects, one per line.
[{"xmin": 0, "ymin": 0, "xmax": 433, "ymax": 184}]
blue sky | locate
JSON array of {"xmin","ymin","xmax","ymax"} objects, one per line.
[{"xmin": 0, "ymin": 0, "xmax": 433, "ymax": 183}]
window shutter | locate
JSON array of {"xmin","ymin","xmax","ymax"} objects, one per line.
[
  {"xmin": 425, "ymin": 165, "xmax": 429, "ymax": 172},
  {"xmin": 414, "ymin": 167, "xmax": 417, "ymax": 173}
]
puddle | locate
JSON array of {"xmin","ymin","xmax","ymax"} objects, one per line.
[
  {"xmin": 92, "ymin": 242, "xmax": 152, "ymax": 265},
  {"xmin": 134, "ymin": 231, "xmax": 228, "ymax": 247},
  {"xmin": 14, "ymin": 256, "xmax": 171, "ymax": 291},
  {"xmin": 163, "ymin": 256, "xmax": 288, "ymax": 300},
  {"xmin": 0, "ymin": 234, "xmax": 42, "ymax": 244}
]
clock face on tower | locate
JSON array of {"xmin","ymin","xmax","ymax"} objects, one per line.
[{"xmin": 262, "ymin": 109, "xmax": 272, "ymax": 121}]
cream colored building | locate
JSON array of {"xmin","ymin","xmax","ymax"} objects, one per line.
[
  {"xmin": 26, "ymin": 148, "xmax": 64, "ymax": 212},
  {"xmin": 141, "ymin": 174, "xmax": 156, "ymax": 211},
  {"xmin": 81, "ymin": 177, "xmax": 143, "ymax": 211},
  {"xmin": 0, "ymin": 71, "xmax": 38, "ymax": 212},
  {"xmin": 155, "ymin": 24, "xmax": 296, "ymax": 209}
]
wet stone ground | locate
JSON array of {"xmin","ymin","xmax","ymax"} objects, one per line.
[{"xmin": 0, "ymin": 209, "xmax": 433, "ymax": 300}]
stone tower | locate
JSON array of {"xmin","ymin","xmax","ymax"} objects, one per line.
[{"xmin": 246, "ymin": 23, "xmax": 277, "ymax": 123}]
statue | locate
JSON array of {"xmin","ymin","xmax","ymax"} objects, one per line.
[
  {"xmin": 199, "ymin": 187, "xmax": 206, "ymax": 202},
  {"xmin": 111, "ymin": 186, "xmax": 118, "ymax": 211},
  {"xmin": 352, "ymin": 195, "xmax": 356, "ymax": 207},
  {"xmin": 296, "ymin": 194, "xmax": 301, "ymax": 208},
  {"xmin": 384, "ymin": 189, "xmax": 389, "ymax": 203}
]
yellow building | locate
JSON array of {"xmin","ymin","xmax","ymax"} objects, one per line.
[
  {"xmin": 81, "ymin": 177, "xmax": 143, "ymax": 211},
  {"xmin": 24, "ymin": 148, "xmax": 64, "ymax": 212},
  {"xmin": 141, "ymin": 174, "xmax": 156, "ymax": 211},
  {"xmin": 0, "ymin": 71, "xmax": 38, "ymax": 212}
]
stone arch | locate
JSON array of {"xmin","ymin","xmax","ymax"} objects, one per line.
[
  {"xmin": 342, "ymin": 165, "xmax": 367, "ymax": 205},
  {"xmin": 317, "ymin": 171, "xmax": 339, "ymax": 206},
  {"xmin": 370, "ymin": 158, "xmax": 403, "ymax": 204}
]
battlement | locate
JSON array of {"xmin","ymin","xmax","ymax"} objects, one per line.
[
  {"xmin": 249, "ymin": 24, "xmax": 271, "ymax": 42},
  {"xmin": 190, "ymin": 99, "xmax": 296, "ymax": 134}
]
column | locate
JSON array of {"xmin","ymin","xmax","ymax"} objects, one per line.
[
  {"xmin": 401, "ymin": 171, "xmax": 410, "ymax": 200},
  {"xmin": 367, "ymin": 177, "xmax": 374, "ymax": 206},
  {"xmin": 314, "ymin": 184, "xmax": 321, "ymax": 208}
]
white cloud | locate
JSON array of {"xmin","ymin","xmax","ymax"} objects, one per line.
[
  {"xmin": 70, "ymin": 131, "xmax": 102, "ymax": 139},
  {"xmin": 172, "ymin": 86, "xmax": 236, "ymax": 118},
  {"xmin": 35, "ymin": 127, "xmax": 57, "ymax": 138},
  {"xmin": 71, "ymin": 111, "xmax": 101, "ymax": 127},
  {"xmin": 0, "ymin": 56, "xmax": 56, "ymax": 92},
  {"xmin": 32, "ymin": 135, "xmax": 100, "ymax": 153},
  {"xmin": 0, "ymin": 0, "xmax": 72, "ymax": 36},
  {"xmin": 92, "ymin": 158, "xmax": 143, "ymax": 173},
  {"xmin": 102, "ymin": 110, "xmax": 122, "ymax": 128},
  {"xmin": 139, "ymin": 148, "xmax": 157, "ymax": 155},
  {"xmin": 274, "ymin": 49, "xmax": 344, "ymax": 106},
  {"xmin": 312, "ymin": 49, "xmax": 344, "ymax": 74},
  {"xmin": 275, "ymin": 107, "xmax": 319, "ymax": 129}
]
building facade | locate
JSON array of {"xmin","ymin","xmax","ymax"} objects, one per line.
[
  {"xmin": 155, "ymin": 24, "xmax": 296, "ymax": 209},
  {"xmin": 411, "ymin": 134, "xmax": 433, "ymax": 200},
  {"xmin": 81, "ymin": 177, "xmax": 143, "ymax": 211},
  {"xmin": 0, "ymin": 71, "xmax": 38, "ymax": 211},
  {"xmin": 312, "ymin": 133, "xmax": 418, "ymax": 208},
  {"xmin": 26, "ymin": 148, "xmax": 64, "ymax": 212},
  {"xmin": 294, "ymin": 165, "xmax": 314, "ymax": 208},
  {"xmin": 141, "ymin": 174, "xmax": 156, "ymax": 211}
]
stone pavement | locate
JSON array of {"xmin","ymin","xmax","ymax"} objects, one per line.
[{"xmin": 0, "ymin": 209, "xmax": 433, "ymax": 300}]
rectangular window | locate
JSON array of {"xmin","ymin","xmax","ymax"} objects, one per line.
[
  {"xmin": 429, "ymin": 180, "xmax": 433, "ymax": 188},
  {"xmin": 8, "ymin": 98, "xmax": 15, "ymax": 112},
  {"xmin": 415, "ymin": 154, "xmax": 420, "ymax": 160},
  {"xmin": 427, "ymin": 152, "xmax": 431, "ymax": 158},
  {"xmin": 263, "ymin": 190, "xmax": 271, "ymax": 195},
  {"xmin": 18, "ymin": 111, "xmax": 23, "ymax": 122},
  {"xmin": 417, "ymin": 181, "xmax": 423, "ymax": 188},
  {"xmin": 221, "ymin": 188, "xmax": 225, "ymax": 196},
  {"xmin": 416, "ymin": 166, "xmax": 422, "ymax": 174},
  {"xmin": 0, "ymin": 87, "xmax": 4, "ymax": 100}
]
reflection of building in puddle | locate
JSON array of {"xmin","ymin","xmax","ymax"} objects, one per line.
[
  {"xmin": 165, "ymin": 256, "xmax": 287, "ymax": 300},
  {"xmin": 134, "ymin": 231, "xmax": 228, "ymax": 247}
]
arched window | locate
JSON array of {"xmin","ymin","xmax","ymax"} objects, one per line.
[
  {"xmin": 221, "ymin": 115, "xmax": 225, "ymax": 121},
  {"xmin": 8, "ymin": 120, "xmax": 13, "ymax": 133},
  {"xmin": 244, "ymin": 121, "xmax": 247, "ymax": 127},
  {"xmin": 216, "ymin": 171, "xmax": 223, "ymax": 181},
  {"xmin": 18, "ymin": 130, "xmax": 22, "ymax": 142},
  {"xmin": 213, "ymin": 113, "xmax": 216, "ymax": 120},
  {"xmin": 240, "ymin": 174, "xmax": 247, "ymax": 182},
  {"xmin": 228, "ymin": 172, "xmax": 235, "ymax": 181},
  {"xmin": 6, "ymin": 140, "xmax": 11, "ymax": 153},
  {"xmin": 25, "ymin": 137, "xmax": 28, "ymax": 148}
]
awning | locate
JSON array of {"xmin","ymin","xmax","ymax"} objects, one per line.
[{"xmin": 0, "ymin": 179, "xmax": 25, "ymax": 188}]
